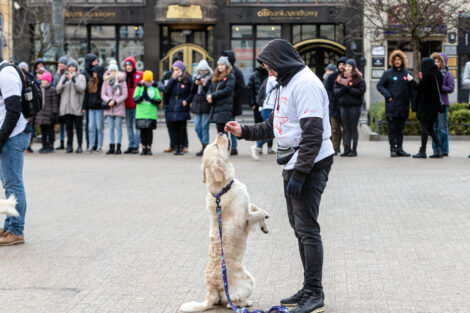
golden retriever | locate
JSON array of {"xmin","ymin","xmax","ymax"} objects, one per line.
[
  {"xmin": 0, "ymin": 196, "xmax": 19, "ymax": 217},
  {"xmin": 180, "ymin": 133, "xmax": 270, "ymax": 312}
]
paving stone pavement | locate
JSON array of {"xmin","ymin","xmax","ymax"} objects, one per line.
[{"xmin": 1, "ymin": 124, "xmax": 470, "ymax": 313}]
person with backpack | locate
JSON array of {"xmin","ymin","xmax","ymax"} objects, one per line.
[
  {"xmin": 101, "ymin": 61, "xmax": 128, "ymax": 155},
  {"xmin": 0, "ymin": 58, "xmax": 32, "ymax": 246},
  {"xmin": 84, "ymin": 66, "xmax": 105, "ymax": 153},
  {"xmin": 123, "ymin": 56, "xmax": 143, "ymax": 154},
  {"xmin": 36, "ymin": 72, "xmax": 58, "ymax": 153},
  {"xmin": 191, "ymin": 60, "xmax": 212, "ymax": 156},
  {"xmin": 54, "ymin": 56, "xmax": 68, "ymax": 150},
  {"xmin": 56, "ymin": 59, "xmax": 87, "ymax": 153},
  {"xmin": 133, "ymin": 70, "xmax": 161, "ymax": 155},
  {"xmin": 221, "ymin": 50, "xmax": 246, "ymax": 155}
]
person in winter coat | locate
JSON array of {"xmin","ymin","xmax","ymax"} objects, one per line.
[
  {"xmin": 123, "ymin": 56, "xmax": 143, "ymax": 154},
  {"xmin": 324, "ymin": 57, "xmax": 347, "ymax": 155},
  {"xmin": 56, "ymin": 59, "xmax": 87, "ymax": 153},
  {"xmin": 164, "ymin": 60, "xmax": 193, "ymax": 156},
  {"xmin": 462, "ymin": 61, "xmax": 470, "ymax": 158},
  {"xmin": 37, "ymin": 72, "xmax": 58, "ymax": 153},
  {"xmin": 224, "ymin": 39, "xmax": 334, "ymax": 313},
  {"xmin": 32, "ymin": 58, "xmax": 47, "ymax": 81},
  {"xmin": 221, "ymin": 50, "xmax": 246, "ymax": 155},
  {"xmin": 333, "ymin": 59, "xmax": 366, "ymax": 157},
  {"xmin": 247, "ymin": 66, "xmax": 268, "ymax": 124},
  {"xmin": 430, "ymin": 52, "xmax": 455, "ymax": 156},
  {"xmin": 191, "ymin": 59, "xmax": 213, "ymax": 156},
  {"xmin": 101, "ymin": 61, "xmax": 128, "ymax": 155},
  {"xmin": 411, "ymin": 57, "xmax": 444, "ymax": 159},
  {"xmin": 377, "ymin": 50, "xmax": 414, "ymax": 157},
  {"xmin": 207, "ymin": 57, "xmax": 236, "ymax": 134},
  {"xmin": 84, "ymin": 66, "xmax": 105, "ymax": 153},
  {"xmin": 82, "ymin": 54, "xmax": 100, "ymax": 150},
  {"xmin": 54, "ymin": 56, "xmax": 68, "ymax": 150},
  {"xmin": 133, "ymin": 70, "xmax": 161, "ymax": 156}
]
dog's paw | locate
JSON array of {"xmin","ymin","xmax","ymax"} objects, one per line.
[{"xmin": 180, "ymin": 302, "xmax": 200, "ymax": 312}]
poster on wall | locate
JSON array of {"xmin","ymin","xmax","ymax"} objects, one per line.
[
  {"xmin": 372, "ymin": 57, "xmax": 385, "ymax": 67},
  {"xmin": 372, "ymin": 46, "xmax": 385, "ymax": 56},
  {"xmin": 372, "ymin": 69, "xmax": 385, "ymax": 79}
]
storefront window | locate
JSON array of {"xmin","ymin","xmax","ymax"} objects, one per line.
[
  {"xmin": 232, "ymin": 25, "xmax": 253, "ymax": 39},
  {"xmin": 90, "ymin": 40, "xmax": 117, "ymax": 66},
  {"xmin": 320, "ymin": 25, "xmax": 335, "ymax": 41},
  {"xmin": 257, "ymin": 25, "xmax": 281, "ymax": 38},
  {"xmin": 119, "ymin": 40, "xmax": 144, "ymax": 70},
  {"xmin": 119, "ymin": 26, "xmax": 144, "ymax": 39},
  {"xmin": 91, "ymin": 26, "xmax": 115, "ymax": 39},
  {"xmin": 293, "ymin": 25, "xmax": 301, "ymax": 43},
  {"xmin": 231, "ymin": 40, "xmax": 254, "ymax": 83},
  {"xmin": 292, "ymin": 24, "xmax": 345, "ymax": 44},
  {"xmin": 336, "ymin": 24, "xmax": 344, "ymax": 44}
]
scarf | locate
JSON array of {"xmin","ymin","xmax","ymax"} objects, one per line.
[
  {"xmin": 105, "ymin": 72, "xmax": 121, "ymax": 96},
  {"xmin": 336, "ymin": 73, "xmax": 351, "ymax": 86}
]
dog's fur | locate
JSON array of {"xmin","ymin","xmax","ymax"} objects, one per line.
[
  {"xmin": 0, "ymin": 196, "xmax": 19, "ymax": 217},
  {"xmin": 180, "ymin": 134, "xmax": 270, "ymax": 312}
]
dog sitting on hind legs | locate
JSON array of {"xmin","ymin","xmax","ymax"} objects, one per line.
[{"xmin": 180, "ymin": 133, "xmax": 270, "ymax": 312}]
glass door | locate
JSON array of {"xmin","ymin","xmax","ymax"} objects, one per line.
[{"xmin": 159, "ymin": 44, "xmax": 213, "ymax": 79}]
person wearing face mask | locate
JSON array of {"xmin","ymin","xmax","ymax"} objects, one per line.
[
  {"xmin": 333, "ymin": 59, "xmax": 366, "ymax": 157},
  {"xmin": 191, "ymin": 60, "xmax": 213, "ymax": 156},
  {"xmin": 56, "ymin": 59, "xmax": 87, "ymax": 153},
  {"xmin": 36, "ymin": 72, "xmax": 58, "ymax": 153},
  {"xmin": 101, "ymin": 61, "xmax": 128, "ymax": 155},
  {"xmin": 207, "ymin": 57, "xmax": 236, "ymax": 134},
  {"xmin": 164, "ymin": 60, "xmax": 193, "ymax": 156}
]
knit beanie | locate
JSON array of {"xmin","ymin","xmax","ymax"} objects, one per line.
[
  {"xmin": 107, "ymin": 60, "xmax": 119, "ymax": 72},
  {"xmin": 217, "ymin": 56, "xmax": 230, "ymax": 68},
  {"xmin": 58, "ymin": 56, "xmax": 69, "ymax": 66},
  {"xmin": 346, "ymin": 58, "xmax": 357, "ymax": 69},
  {"xmin": 173, "ymin": 60, "xmax": 186, "ymax": 71},
  {"xmin": 196, "ymin": 59, "xmax": 213, "ymax": 74},
  {"xmin": 67, "ymin": 59, "xmax": 79, "ymax": 70},
  {"xmin": 326, "ymin": 64, "xmax": 337, "ymax": 72},
  {"xmin": 40, "ymin": 72, "xmax": 52, "ymax": 84},
  {"xmin": 143, "ymin": 70, "xmax": 153, "ymax": 82}
]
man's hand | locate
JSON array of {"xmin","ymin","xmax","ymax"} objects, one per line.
[
  {"xmin": 388, "ymin": 97, "xmax": 393, "ymax": 102},
  {"xmin": 201, "ymin": 78, "xmax": 207, "ymax": 86},
  {"xmin": 183, "ymin": 100, "xmax": 187, "ymax": 107},
  {"xmin": 286, "ymin": 177, "xmax": 304, "ymax": 198},
  {"xmin": 224, "ymin": 121, "xmax": 242, "ymax": 137},
  {"xmin": 171, "ymin": 71, "xmax": 179, "ymax": 80},
  {"xmin": 206, "ymin": 94, "xmax": 212, "ymax": 104},
  {"xmin": 108, "ymin": 100, "xmax": 115, "ymax": 107},
  {"xmin": 418, "ymin": 72, "xmax": 422, "ymax": 79},
  {"xmin": 407, "ymin": 73, "xmax": 413, "ymax": 81}
]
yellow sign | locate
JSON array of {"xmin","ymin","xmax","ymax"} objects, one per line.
[
  {"xmin": 166, "ymin": 5, "xmax": 203, "ymax": 19},
  {"xmin": 447, "ymin": 57, "xmax": 457, "ymax": 67},
  {"xmin": 65, "ymin": 10, "xmax": 117, "ymax": 19},
  {"xmin": 257, "ymin": 8, "xmax": 318, "ymax": 19}
]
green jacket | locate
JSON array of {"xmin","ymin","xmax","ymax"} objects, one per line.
[{"xmin": 133, "ymin": 84, "xmax": 161, "ymax": 120}]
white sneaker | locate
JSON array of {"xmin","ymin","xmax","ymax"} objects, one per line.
[{"xmin": 250, "ymin": 145, "xmax": 260, "ymax": 161}]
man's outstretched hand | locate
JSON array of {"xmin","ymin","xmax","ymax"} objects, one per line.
[{"xmin": 224, "ymin": 121, "xmax": 242, "ymax": 137}]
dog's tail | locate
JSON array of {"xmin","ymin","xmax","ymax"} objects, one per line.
[
  {"xmin": 180, "ymin": 300, "xmax": 213, "ymax": 312},
  {"xmin": 0, "ymin": 196, "xmax": 19, "ymax": 217}
]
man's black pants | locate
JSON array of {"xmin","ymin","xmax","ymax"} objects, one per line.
[
  {"xmin": 64, "ymin": 114, "xmax": 83, "ymax": 148},
  {"xmin": 387, "ymin": 116, "xmax": 407, "ymax": 148},
  {"xmin": 283, "ymin": 164, "xmax": 331, "ymax": 292}
]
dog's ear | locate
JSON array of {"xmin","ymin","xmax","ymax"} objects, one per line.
[
  {"xmin": 201, "ymin": 162, "xmax": 207, "ymax": 184},
  {"xmin": 211, "ymin": 159, "xmax": 225, "ymax": 183}
]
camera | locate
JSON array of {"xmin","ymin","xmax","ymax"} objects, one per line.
[{"xmin": 195, "ymin": 72, "xmax": 210, "ymax": 81}]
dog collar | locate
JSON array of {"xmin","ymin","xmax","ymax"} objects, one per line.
[{"xmin": 211, "ymin": 180, "xmax": 234, "ymax": 200}]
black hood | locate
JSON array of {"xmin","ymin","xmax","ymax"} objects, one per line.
[
  {"xmin": 84, "ymin": 53, "xmax": 98, "ymax": 73},
  {"xmin": 33, "ymin": 57, "xmax": 46, "ymax": 72},
  {"xmin": 256, "ymin": 39, "xmax": 305, "ymax": 87},
  {"xmin": 91, "ymin": 65, "xmax": 105, "ymax": 80},
  {"xmin": 421, "ymin": 57, "xmax": 437, "ymax": 76},
  {"xmin": 221, "ymin": 50, "xmax": 236, "ymax": 65},
  {"xmin": 337, "ymin": 56, "xmax": 347, "ymax": 68}
]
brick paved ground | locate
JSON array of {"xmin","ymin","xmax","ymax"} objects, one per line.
[{"xmin": 0, "ymin": 123, "xmax": 469, "ymax": 313}]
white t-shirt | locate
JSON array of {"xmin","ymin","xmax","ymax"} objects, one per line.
[
  {"xmin": 272, "ymin": 67, "xmax": 334, "ymax": 170},
  {"xmin": 0, "ymin": 61, "xmax": 28, "ymax": 137}
]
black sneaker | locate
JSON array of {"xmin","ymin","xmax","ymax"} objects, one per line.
[
  {"xmin": 291, "ymin": 289, "xmax": 325, "ymax": 313},
  {"xmin": 280, "ymin": 288, "xmax": 305, "ymax": 307},
  {"xmin": 230, "ymin": 149, "xmax": 238, "ymax": 156}
]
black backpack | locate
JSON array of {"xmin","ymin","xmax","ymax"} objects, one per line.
[{"xmin": 0, "ymin": 62, "xmax": 43, "ymax": 120}]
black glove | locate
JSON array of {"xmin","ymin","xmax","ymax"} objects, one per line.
[
  {"xmin": 143, "ymin": 88, "xmax": 151, "ymax": 101},
  {"xmin": 286, "ymin": 177, "xmax": 304, "ymax": 199},
  {"xmin": 133, "ymin": 96, "xmax": 144, "ymax": 103}
]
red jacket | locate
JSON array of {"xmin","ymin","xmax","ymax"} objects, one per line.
[{"xmin": 124, "ymin": 56, "xmax": 143, "ymax": 109}]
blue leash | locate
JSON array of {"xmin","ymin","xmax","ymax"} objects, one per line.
[{"xmin": 212, "ymin": 180, "xmax": 289, "ymax": 313}]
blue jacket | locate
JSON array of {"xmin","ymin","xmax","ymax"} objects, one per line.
[{"xmin": 164, "ymin": 76, "xmax": 193, "ymax": 121}]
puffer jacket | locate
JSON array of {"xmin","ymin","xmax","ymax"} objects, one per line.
[
  {"xmin": 247, "ymin": 66, "xmax": 268, "ymax": 108},
  {"xmin": 164, "ymin": 75, "xmax": 193, "ymax": 122},
  {"xmin": 208, "ymin": 66, "xmax": 236, "ymax": 124},
  {"xmin": 36, "ymin": 85, "xmax": 58, "ymax": 125},
  {"xmin": 101, "ymin": 72, "xmax": 128, "ymax": 118},
  {"xmin": 56, "ymin": 72, "xmax": 87, "ymax": 116},
  {"xmin": 411, "ymin": 58, "xmax": 443, "ymax": 121},
  {"xmin": 124, "ymin": 56, "xmax": 144, "ymax": 109},
  {"xmin": 221, "ymin": 50, "xmax": 246, "ymax": 116},
  {"xmin": 333, "ymin": 75, "xmax": 366, "ymax": 107},
  {"xmin": 83, "ymin": 66, "xmax": 105, "ymax": 110},
  {"xmin": 430, "ymin": 52, "xmax": 455, "ymax": 106},
  {"xmin": 191, "ymin": 75, "xmax": 212, "ymax": 114}
]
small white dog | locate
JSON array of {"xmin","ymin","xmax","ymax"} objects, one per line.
[
  {"xmin": 180, "ymin": 134, "xmax": 270, "ymax": 312},
  {"xmin": 0, "ymin": 196, "xmax": 19, "ymax": 217}
]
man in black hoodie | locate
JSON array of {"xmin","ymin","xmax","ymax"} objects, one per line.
[
  {"xmin": 82, "ymin": 54, "xmax": 99, "ymax": 150},
  {"xmin": 221, "ymin": 50, "xmax": 246, "ymax": 155},
  {"xmin": 225, "ymin": 39, "xmax": 334, "ymax": 313}
]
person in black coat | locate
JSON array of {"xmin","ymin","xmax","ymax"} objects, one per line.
[
  {"xmin": 377, "ymin": 50, "xmax": 415, "ymax": 157},
  {"xmin": 247, "ymin": 66, "xmax": 268, "ymax": 123},
  {"xmin": 207, "ymin": 57, "xmax": 236, "ymax": 134},
  {"xmin": 324, "ymin": 56, "xmax": 347, "ymax": 155},
  {"xmin": 411, "ymin": 57, "xmax": 444, "ymax": 159},
  {"xmin": 221, "ymin": 50, "xmax": 245, "ymax": 155},
  {"xmin": 82, "ymin": 54, "xmax": 99, "ymax": 150},
  {"xmin": 333, "ymin": 59, "xmax": 366, "ymax": 157},
  {"xmin": 83, "ymin": 66, "xmax": 105, "ymax": 153}
]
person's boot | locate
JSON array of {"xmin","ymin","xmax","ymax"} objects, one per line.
[
  {"xmin": 0, "ymin": 232, "xmax": 25, "ymax": 246},
  {"xmin": 230, "ymin": 149, "xmax": 238, "ymax": 156},
  {"xmin": 124, "ymin": 147, "xmax": 133, "ymax": 154},
  {"xmin": 280, "ymin": 288, "xmax": 305, "ymax": 307},
  {"xmin": 75, "ymin": 145, "xmax": 82, "ymax": 153},
  {"xmin": 413, "ymin": 147, "xmax": 427, "ymax": 159},
  {"xmin": 147, "ymin": 146, "xmax": 153, "ymax": 155},
  {"xmin": 132, "ymin": 147, "xmax": 139, "ymax": 154},
  {"xmin": 106, "ymin": 144, "xmax": 115, "ymax": 155},
  {"xmin": 140, "ymin": 147, "xmax": 148, "ymax": 156},
  {"xmin": 430, "ymin": 146, "xmax": 443, "ymax": 158},
  {"xmin": 340, "ymin": 145, "xmax": 351, "ymax": 157},
  {"xmin": 196, "ymin": 144, "xmax": 207, "ymax": 157},
  {"xmin": 115, "ymin": 144, "xmax": 122, "ymax": 155},
  {"xmin": 39, "ymin": 146, "xmax": 48, "ymax": 154},
  {"xmin": 57, "ymin": 140, "xmax": 65, "ymax": 150},
  {"xmin": 164, "ymin": 147, "xmax": 174, "ymax": 153},
  {"xmin": 390, "ymin": 146, "xmax": 398, "ymax": 157},
  {"xmin": 290, "ymin": 289, "xmax": 325, "ymax": 313},
  {"xmin": 397, "ymin": 145, "xmax": 411, "ymax": 157},
  {"xmin": 174, "ymin": 145, "xmax": 184, "ymax": 155},
  {"xmin": 66, "ymin": 145, "xmax": 73, "ymax": 153}
]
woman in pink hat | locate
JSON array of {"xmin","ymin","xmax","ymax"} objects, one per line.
[{"xmin": 36, "ymin": 72, "xmax": 58, "ymax": 153}]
